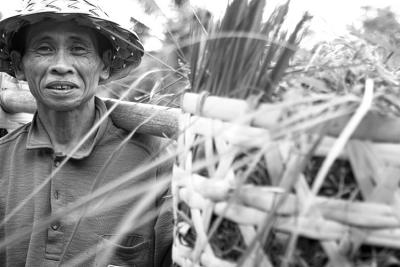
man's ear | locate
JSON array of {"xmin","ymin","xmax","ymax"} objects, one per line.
[
  {"xmin": 99, "ymin": 49, "xmax": 112, "ymax": 82},
  {"xmin": 10, "ymin": 51, "xmax": 26, "ymax": 80}
]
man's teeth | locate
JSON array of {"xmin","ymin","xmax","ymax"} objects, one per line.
[{"xmin": 49, "ymin": 85, "xmax": 73, "ymax": 90}]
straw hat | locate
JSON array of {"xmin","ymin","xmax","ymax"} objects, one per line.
[{"xmin": 0, "ymin": 0, "xmax": 145, "ymax": 82}]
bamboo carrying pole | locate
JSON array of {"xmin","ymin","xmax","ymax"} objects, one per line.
[
  {"xmin": 1, "ymin": 73, "xmax": 400, "ymax": 142},
  {"xmin": 0, "ymin": 73, "xmax": 180, "ymax": 138}
]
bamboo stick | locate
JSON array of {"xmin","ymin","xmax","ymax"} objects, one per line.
[
  {"xmin": 0, "ymin": 73, "xmax": 35, "ymax": 113},
  {"xmin": 177, "ymin": 171, "xmax": 400, "ymax": 228},
  {"xmin": 176, "ymin": 176, "xmax": 400, "ymax": 249},
  {"xmin": 0, "ymin": 76, "xmax": 181, "ymax": 138},
  {"xmin": 0, "ymin": 74, "xmax": 35, "ymax": 129},
  {"xmin": 103, "ymin": 100, "xmax": 180, "ymax": 139},
  {"xmin": 212, "ymin": 202, "xmax": 400, "ymax": 249},
  {"xmin": 0, "ymin": 109, "xmax": 32, "ymax": 129},
  {"xmin": 1, "ymin": 77, "xmax": 400, "ymax": 143},
  {"xmin": 182, "ymin": 92, "xmax": 400, "ymax": 143}
]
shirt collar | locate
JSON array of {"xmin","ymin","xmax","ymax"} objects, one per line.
[{"xmin": 26, "ymin": 97, "xmax": 110, "ymax": 159}]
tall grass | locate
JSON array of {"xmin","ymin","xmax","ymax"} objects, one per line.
[{"xmin": 189, "ymin": 0, "xmax": 310, "ymax": 100}]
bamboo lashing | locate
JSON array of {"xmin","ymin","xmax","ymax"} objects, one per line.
[{"xmin": 1, "ymin": 73, "xmax": 400, "ymax": 143}]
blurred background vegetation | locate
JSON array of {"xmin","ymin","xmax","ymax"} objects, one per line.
[{"xmin": 93, "ymin": 1, "xmax": 400, "ymax": 106}]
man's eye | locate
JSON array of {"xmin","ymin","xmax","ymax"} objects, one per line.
[
  {"xmin": 36, "ymin": 45, "xmax": 53, "ymax": 53},
  {"xmin": 71, "ymin": 46, "xmax": 87, "ymax": 54}
]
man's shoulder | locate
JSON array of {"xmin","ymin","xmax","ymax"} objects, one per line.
[
  {"xmin": 106, "ymin": 118, "xmax": 170, "ymax": 156},
  {"xmin": 131, "ymin": 132, "xmax": 169, "ymax": 154},
  {"xmin": 0, "ymin": 123, "xmax": 30, "ymax": 147}
]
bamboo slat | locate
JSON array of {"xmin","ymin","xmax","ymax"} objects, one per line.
[
  {"xmin": 0, "ymin": 108, "xmax": 32, "ymax": 129},
  {"xmin": 176, "ymin": 171, "xmax": 400, "ymax": 228},
  {"xmin": 181, "ymin": 92, "xmax": 400, "ymax": 143},
  {"xmin": 103, "ymin": 99, "xmax": 180, "ymax": 139}
]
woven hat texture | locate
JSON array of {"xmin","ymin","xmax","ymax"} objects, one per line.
[{"xmin": 0, "ymin": 0, "xmax": 144, "ymax": 82}]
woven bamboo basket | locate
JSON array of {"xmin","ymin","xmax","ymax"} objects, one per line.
[{"xmin": 172, "ymin": 88, "xmax": 400, "ymax": 267}]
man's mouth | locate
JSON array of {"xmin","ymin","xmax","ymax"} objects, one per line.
[
  {"xmin": 46, "ymin": 82, "xmax": 78, "ymax": 91},
  {"xmin": 48, "ymin": 85, "xmax": 73, "ymax": 90}
]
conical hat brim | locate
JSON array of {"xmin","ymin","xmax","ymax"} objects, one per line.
[{"xmin": 0, "ymin": 11, "xmax": 144, "ymax": 83}]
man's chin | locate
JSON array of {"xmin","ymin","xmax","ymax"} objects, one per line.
[{"xmin": 38, "ymin": 98, "xmax": 94, "ymax": 112}]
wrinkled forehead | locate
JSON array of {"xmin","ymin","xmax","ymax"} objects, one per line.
[{"xmin": 25, "ymin": 20, "xmax": 99, "ymax": 49}]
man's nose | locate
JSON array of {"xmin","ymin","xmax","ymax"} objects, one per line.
[{"xmin": 49, "ymin": 50, "xmax": 74, "ymax": 75}]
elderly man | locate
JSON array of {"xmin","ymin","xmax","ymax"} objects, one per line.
[{"xmin": 0, "ymin": 0, "xmax": 172, "ymax": 266}]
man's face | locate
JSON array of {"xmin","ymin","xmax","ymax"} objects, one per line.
[{"xmin": 15, "ymin": 21, "xmax": 109, "ymax": 111}]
